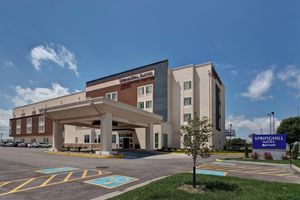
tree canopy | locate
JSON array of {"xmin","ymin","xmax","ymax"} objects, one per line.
[{"xmin": 277, "ymin": 117, "xmax": 300, "ymax": 146}]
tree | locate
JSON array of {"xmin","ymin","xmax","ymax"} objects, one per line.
[
  {"xmin": 277, "ymin": 117, "xmax": 300, "ymax": 157},
  {"xmin": 178, "ymin": 115, "xmax": 212, "ymax": 188}
]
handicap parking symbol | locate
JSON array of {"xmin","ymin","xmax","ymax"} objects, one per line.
[{"xmin": 85, "ymin": 175, "xmax": 138, "ymax": 189}]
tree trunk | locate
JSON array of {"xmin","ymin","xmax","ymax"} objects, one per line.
[{"xmin": 193, "ymin": 157, "xmax": 196, "ymax": 188}]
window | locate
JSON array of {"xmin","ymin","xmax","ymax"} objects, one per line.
[
  {"xmin": 39, "ymin": 116, "xmax": 45, "ymax": 133},
  {"xmin": 84, "ymin": 135, "xmax": 90, "ymax": 143},
  {"xmin": 16, "ymin": 119, "xmax": 21, "ymax": 134},
  {"xmin": 163, "ymin": 134, "xmax": 168, "ymax": 148},
  {"xmin": 105, "ymin": 92, "xmax": 117, "ymax": 101},
  {"xmin": 112, "ymin": 134, "xmax": 116, "ymax": 143},
  {"xmin": 44, "ymin": 138, "xmax": 49, "ymax": 144},
  {"xmin": 146, "ymin": 85, "xmax": 152, "ymax": 96},
  {"xmin": 183, "ymin": 113, "xmax": 191, "ymax": 122},
  {"xmin": 184, "ymin": 81, "xmax": 192, "ymax": 90},
  {"xmin": 75, "ymin": 137, "xmax": 78, "ymax": 143},
  {"xmin": 138, "ymin": 85, "xmax": 152, "ymax": 98},
  {"xmin": 97, "ymin": 135, "xmax": 101, "ymax": 143},
  {"xmin": 184, "ymin": 97, "xmax": 192, "ymax": 106},
  {"xmin": 138, "ymin": 87, "xmax": 144, "ymax": 97},
  {"xmin": 26, "ymin": 118, "xmax": 32, "ymax": 134},
  {"xmin": 31, "ymin": 138, "xmax": 36, "ymax": 143},
  {"xmin": 155, "ymin": 133, "xmax": 159, "ymax": 149},
  {"xmin": 146, "ymin": 100, "xmax": 152, "ymax": 109},
  {"xmin": 138, "ymin": 102, "xmax": 144, "ymax": 109}
]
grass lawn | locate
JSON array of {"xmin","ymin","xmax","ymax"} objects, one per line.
[
  {"xmin": 225, "ymin": 157, "xmax": 300, "ymax": 168},
  {"xmin": 110, "ymin": 173, "xmax": 300, "ymax": 200}
]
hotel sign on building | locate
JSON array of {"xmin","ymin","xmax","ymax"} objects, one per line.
[{"xmin": 119, "ymin": 70, "xmax": 155, "ymax": 84}]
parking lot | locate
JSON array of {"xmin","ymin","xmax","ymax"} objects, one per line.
[
  {"xmin": 197, "ymin": 160, "xmax": 300, "ymax": 184},
  {"xmin": 1, "ymin": 148, "xmax": 299, "ymax": 200},
  {"xmin": 0, "ymin": 147, "xmax": 195, "ymax": 200}
]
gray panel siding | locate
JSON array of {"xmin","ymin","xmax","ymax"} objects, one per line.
[{"xmin": 153, "ymin": 61, "xmax": 168, "ymax": 122}]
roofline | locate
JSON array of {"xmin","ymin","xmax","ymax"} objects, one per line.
[
  {"xmin": 86, "ymin": 59, "xmax": 168, "ymax": 86},
  {"xmin": 171, "ymin": 61, "xmax": 213, "ymax": 71},
  {"xmin": 13, "ymin": 91, "xmax": 86, "ymax": 110}
]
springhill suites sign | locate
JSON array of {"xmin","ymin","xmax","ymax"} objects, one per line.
[
  {"xmin": 252, "ymin": 134, "xmax": 286, "ymax": 149},
  {"xmin": 119, "ymin": 70, "xmax": 155, "ymax": 84}
]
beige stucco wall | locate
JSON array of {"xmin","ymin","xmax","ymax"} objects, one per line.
[
  {"xmin": 170, "ymin": 63, "xmax": 225, "ymax": 150},
  {"xmin": 13, "ymin": 92, "xmax": 86, "ymax": 118}
]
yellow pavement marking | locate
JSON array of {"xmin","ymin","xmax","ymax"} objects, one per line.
[
  {"xmin": 215, "ymin": 159, "xmax": 223, "ymax": 162},
  {"xmin": 63, "ymin": 172, "xmax": 73, "ymax": 182},
  {"xmin": 40, "ymin": 175, "xmax": 56, "ymax": 187},
  {"xmin": 0, "ymin": 182, "xmax": 10, "ymax": 187},
  {"xmin": 81, "ymin": 170, "xmax": 88, "ymax": 178},
  {"xmin": 0, "ymin": 170, "xmax": 111, "ymax": 197},
  {"xmin": 8, "ymin": 178, "xmax": 35, "ymax": 193}
]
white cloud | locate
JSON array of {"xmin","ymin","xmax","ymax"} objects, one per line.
[
  {"xmin": 241, "ymin": 69, "xmax": 273, "ymax": 101},
  {"xmin": 30, "ymin": 43, "xmax": 79, "ymax": 77},
  {"xmin": 4, "ymin": 61, "xmax": 14, "ymax": 67},
  {"xmin": 11, "ymin": 82, "xmax": 70, "ymax": 107},
  {"xmin": 277, "ymin": 65, "xmax": 300, "ymax": 97},
  {"xmin": 226, "ymin": 114, "xmax": 281, "ymax": 139},
  {"xmin": 0, "ymin": 109, "xmax": 12, "ymax": 138}
]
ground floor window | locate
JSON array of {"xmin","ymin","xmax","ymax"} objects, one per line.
[
  {"xmin": 112, "ymin": 134, "xmax": 116, "ymax": 143},
  {"xmin": 31, "ymin": 138, "xmax": 36, "ymax": 143},
  {"xmin": 43, "ymin": 138, "xmax": 49, "ymax": 144},
  {"xmin": 75, "ymin": 137, "xmax": 78, "ymax": 143},
  {"xmin": 97, "ymin": 135, "xmax": 101, "ymax": 143},
  {"xmin": 155, "ymin": 133, "xmax": 159, "ymax": 149},
  {"xmin": 84, "ymin": 135, "xmax": 90, "ymax": 143},
  {"xmin": 163, "ymin": 134, "xmax": 168, "ymax": 148}
]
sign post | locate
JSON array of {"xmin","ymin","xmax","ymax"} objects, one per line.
[{"xmin": 252, "ymin": 134, "xmax": 286, "ymax": 160}]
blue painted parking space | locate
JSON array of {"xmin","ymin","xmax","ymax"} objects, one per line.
[
  {"xmin": 195, "ymin": 169, "xmax": 227, "ymax": 176},
  {"xmin": 36, "ymin": 167, "xmax": 79, "ymax": 174},
  {"xmin": 85, "ymin": 175, "xmax": 138, "ymax": 189}
]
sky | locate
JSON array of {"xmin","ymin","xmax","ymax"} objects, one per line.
[{"xmin": 0, "ymin": 0, "xmax": 300, "ymax": 139}]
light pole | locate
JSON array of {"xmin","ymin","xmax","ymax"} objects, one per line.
[
  {"xmin": 229, "ymin": 124, "xmax": 232, "ymax": 150},
  {"xmin": 267, "ymin": 113, "xmax": 272, "ymax": 134},
  {"xmin": 271, "ymin": 112, "xmax": 275, "ymax": 134}
]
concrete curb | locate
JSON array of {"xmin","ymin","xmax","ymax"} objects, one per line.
[
  {"xmin": 224, "ymin": 160, "xmax": 290, "ymax": 168},
  {"xmin": 90, "ymin": 175, "xmax": 169, "ymax": 200},
  {"xmin": 292, "ymin": 165, "xmax": 300, "ymax": 173}
]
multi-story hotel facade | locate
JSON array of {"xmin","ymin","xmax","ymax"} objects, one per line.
[{"xmin": 9, "ymin": 60, "xmax": 225, "ymax": 153}]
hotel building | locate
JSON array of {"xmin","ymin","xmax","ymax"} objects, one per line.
[{"xmin": 9, "ymin": 60, "xmax": 225, "ymax": 153}]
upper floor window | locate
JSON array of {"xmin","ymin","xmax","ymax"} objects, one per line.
[
  {"xmin": 137, "ymin": 84, "xmax": 153, "ymax": 98},
  {"xmin": 105, "ymin": 92, "xmax": 118, "ymax": 101},
  {"xmin": 184, "ymin": 97, "xmax": 192, "ymax": 107},
  {"xmin": 183, "ymin": 113, "xmax": 191, "ymax": 122},
  {"xmin": 16, "ymin": 119, "xmax": 21, "ymax": 134},
  {"xmin": 146, "ymin": 100, "xmax": 153, "ymax": 109},
  {"xmin": 137, "ymin": 102, "xmax": 144, "ymax": 109},
  {"xmin": 138, "ymin": 87, "xmax": 144, "ymax": 98},
  {"xmin": 145, "ymin": 85, "xmax": 152, "ymax": 96},
  {"xmin": 39, "ymin": 116, "xmax": 45, "ymax": 133},
  {"xmin": 183, "ymin": 81, "xmax": 192, "ymax": 90},
  {"xmin": 26, "ymin": 118, "xmax": 32, "ymax": 134}
]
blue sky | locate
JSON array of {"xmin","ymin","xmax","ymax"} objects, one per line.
[{"xmin": 0, "ymin": 0, "xmax": 300, "ymax": 139}]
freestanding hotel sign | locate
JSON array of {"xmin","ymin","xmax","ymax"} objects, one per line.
[{"xmin": 252, "ymin": 134, "xmax": 287, "ymax": 160}]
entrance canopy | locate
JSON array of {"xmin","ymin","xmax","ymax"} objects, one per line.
[{"xmin": 39, "ymin": 97, "xmax": 162, "ymax": 129}]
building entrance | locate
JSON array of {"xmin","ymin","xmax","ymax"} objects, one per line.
[{"xmin": 123, "ymin": 138, "xmax": 130, "ymax": 149}]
